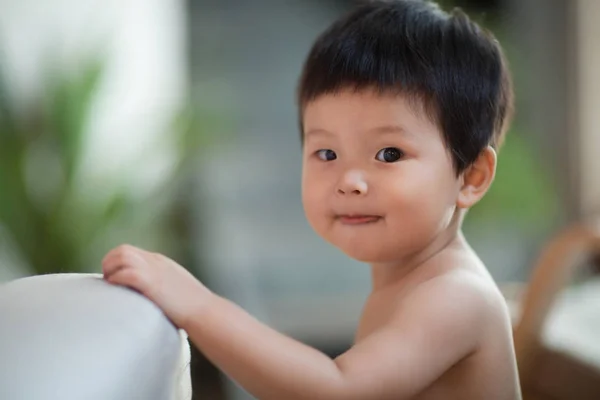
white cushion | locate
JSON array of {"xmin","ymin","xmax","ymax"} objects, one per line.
[{"xmin": 0, "ymin": 273, "xmax": 192, "ymax": 400}]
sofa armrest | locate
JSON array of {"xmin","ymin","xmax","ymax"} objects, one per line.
[{"xmin": 0, "ymin": 273, "xmax": 192, "ymax": 400}]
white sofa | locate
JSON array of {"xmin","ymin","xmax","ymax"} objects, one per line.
[{"xmin": 0, "ymin": 273, "xmax": 192, "ymax": 400}]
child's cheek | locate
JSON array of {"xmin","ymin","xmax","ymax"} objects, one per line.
[
  {"xmin": 301, "ymin": 180, "xmax": 328, "ymax": 231},
  {"xmin": 385, "ymin": 164, "xmax": 453, "ymax": 232}
]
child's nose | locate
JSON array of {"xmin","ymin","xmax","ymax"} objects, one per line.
[{"xmin": 337, "ymin": 170, "xmax": 368, "ymax": 195}]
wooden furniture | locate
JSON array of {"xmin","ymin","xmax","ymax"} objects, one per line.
[{"xmin": 511, "ymin": 222, "xmax": 600, "ymax": 399}]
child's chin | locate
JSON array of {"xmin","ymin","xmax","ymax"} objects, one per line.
[{"xmin": 339, "ymin": 244, "xmax": 391, "ymax": 264}]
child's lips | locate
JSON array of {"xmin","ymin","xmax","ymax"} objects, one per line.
[{"xmin": 336, "ymin": 215, "xmax": 382, "ymax": 225}]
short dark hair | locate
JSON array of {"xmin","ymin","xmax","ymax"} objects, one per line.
[{"xmin": 297, "ymin": 0, "xmax": 514, "ymax": 173}]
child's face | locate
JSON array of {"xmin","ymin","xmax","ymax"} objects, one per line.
[{"xmin": 301, "ymin": 89, "xmax": 462, "ymax": 263}]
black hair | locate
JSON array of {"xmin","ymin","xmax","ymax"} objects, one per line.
[{"xmin": 297, "ymin": 0, "xmax": 513, "ymax": 173}]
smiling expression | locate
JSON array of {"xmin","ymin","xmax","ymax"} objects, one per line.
[{"xmin": 301, "ymin": 89, "xmax": 463, "ymax": 263}]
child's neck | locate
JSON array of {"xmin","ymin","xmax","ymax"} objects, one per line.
[{"xmin": 369, "ymin": 229, "xmax": 466, "ymax": 292}]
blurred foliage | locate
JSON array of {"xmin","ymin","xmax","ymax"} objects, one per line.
[
  {"xmin": 467, "ymin": 128, "xmax": 560, "ymax": 228},
  {"xmin": 0, "ymin": 54, "xmax": 225, "ymax": 276}
]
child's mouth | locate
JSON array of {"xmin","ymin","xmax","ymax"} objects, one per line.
[{"xmin": 337, "ymin": 215, "xmax": 382, "ymax": 225}]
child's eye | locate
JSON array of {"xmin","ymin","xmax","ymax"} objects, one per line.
[
  {"xmin": 375, "ymin": 147, "xmax": 404, "ymax": 163},
  {"xmin": 316, "ymin": 149, "xmax": 337, "ymax": 161}
]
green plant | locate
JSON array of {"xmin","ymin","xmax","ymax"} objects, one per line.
[{"xmin": 0, "ymin": 54, "xmax": 223, "ymax": 276}]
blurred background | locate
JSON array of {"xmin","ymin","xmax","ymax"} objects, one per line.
[{"xmin": 0, "ymin": 0, "xmax": 598, "ymax": 399}]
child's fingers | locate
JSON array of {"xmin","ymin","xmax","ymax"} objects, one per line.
[
  {"xmin": 101, "ymin": 250, "xmax": 127, "ymax": 277},
  {"xmin": 101, "ymin": 251, "xmax": 120, "ymax": 276},
  {"xmin": 102, "ymin": 245, "xmax": 143, "ymax": 277},
  {"xmin": 105, "ymin": 266, "xmax": 147, "ymax": 292}
]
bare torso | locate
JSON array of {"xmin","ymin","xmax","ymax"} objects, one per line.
[{"xmin": 354, "ymin": 259, "xmax": 521, "ymax": 400}]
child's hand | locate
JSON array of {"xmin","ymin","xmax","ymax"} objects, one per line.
[{"xmin": 102, "ymin": 244, "xmax": 211, "ymax": 328}]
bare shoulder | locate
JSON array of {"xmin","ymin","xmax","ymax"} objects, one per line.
[
  {"xmin": 388, "ymin": 262, "xmax": 514, "ymax": 367},
  {"xmin": 396, "ymin": 265, "xmax": 520, "ymax": 399},
  {"xmin": 338, "ymin": 261, "xmax": 518, "ymax": 399},
  {"xmin": 401, "ymin": 264, "xmax": 507, "ymax": 330}
]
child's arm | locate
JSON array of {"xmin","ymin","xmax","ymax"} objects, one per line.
[{"xmin": 102, "ymin": 245, "xmax": 485, "ymax": 400}]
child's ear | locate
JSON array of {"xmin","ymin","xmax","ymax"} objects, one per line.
[{"xmin": 457, "ymin": 146, "xmax": 497, "ymax": 209}]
